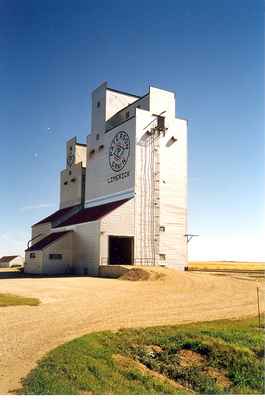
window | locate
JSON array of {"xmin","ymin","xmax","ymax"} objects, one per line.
[
  {"xmin": 160, "ymin": 226, "xmax": 166, "ymax": 232},
  {"xmin": 126, "ymin": 111, "xmax": 130, "ymax": 119},
  {"xmin": 71, "ymin": 178, "xmax": 76, "ymax": 182},
  {"xmin": 69, "ymin": 170, "xmax": 72, "ymax": 176},
  {"xmin": 98, "ymin": 144, "xmax": 104, "ymax": 151},
  {"xmin": 64, "ymin": 181, "xmax": 68, "ymax": 185},
  {"xmin": 97, "ymin": 101, "xmax": 101, "ymax": 108},
  {"xmin": 69, "ymin": 146, "xmax": 72, "ymax": 151},
  {"xmin": 96, "ymin": 133, "xmax": 100, "ymax": 140},
  {"xmin": 30, "ymin": 253, "xmax": 35, "ymax": 259},
  {"xmin": 49, "ymin": 254, "xmax": 63, "ymax": 260},
  {"xmin": 90, "ymin": 149, "xmax": 95, "ymax": 156},
  {"xmin": 159, "ymin": 253, "xmax": 166, "ymax": 261}
]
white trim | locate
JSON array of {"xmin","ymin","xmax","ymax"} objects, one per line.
[{"xmin": 85, "ymin": 189, "xmax": 135, "ymax": 208}]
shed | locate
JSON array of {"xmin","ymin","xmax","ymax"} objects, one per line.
[{"xmin": 0, "ymin": 255, "xmax": 23, "ymax": 268}]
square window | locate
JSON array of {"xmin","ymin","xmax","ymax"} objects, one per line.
[
  {"xmin": 30, "ymin": 253, "xmax": 35, "ymax": 259},
  {"xmin": 49, "ymin": 254, "xmax": 63, "ymax": 260},
  {"xmin": 160, "ymin": 226, "xmax": 166, "ymax": 232}
]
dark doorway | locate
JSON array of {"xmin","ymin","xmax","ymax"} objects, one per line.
[{"xmin": 108, "ymin": 236, "xmax": 134, "ymax": 265}]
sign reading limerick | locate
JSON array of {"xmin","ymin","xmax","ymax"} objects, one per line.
[{"xmin": 109, "ymin": 131, "xmax": 130, "ymax": 172}]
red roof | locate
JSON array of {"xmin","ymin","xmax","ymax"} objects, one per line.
[
  {"xmin": 26, "ymin": 231, "xmax": 72, "ymax": 252},
  {"xmin": 57, "ymin": 198, "xmax": 130, "ymax": 227},
  {"xmin": 33, "ymin": 205, "xmax": 78, "ymax": 226}
]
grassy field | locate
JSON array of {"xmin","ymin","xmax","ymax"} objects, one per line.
[
  {"xmin": 189, "ymin": 261, "xmax": 265, "ymax": 271},
  {"xmin": 21, "ymin": 316, "xmax": 264, "ymax": 395},
  {"xmin": 0, "ymin": 293, "xmax": 40, "ymax": 307}
]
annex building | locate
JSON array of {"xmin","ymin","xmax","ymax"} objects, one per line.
[{"xmin": 25, "ymin": 82, "xmax": 187, "ymax": 275}]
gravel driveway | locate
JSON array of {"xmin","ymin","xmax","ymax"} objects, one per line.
[{"xmin": 0, "ymin": 268, "xmax": 264, "ymax": 394}]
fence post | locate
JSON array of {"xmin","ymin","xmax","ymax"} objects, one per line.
[{"xmin": 257, "ymin": 287, "xmax": 261, "ymax": 329}]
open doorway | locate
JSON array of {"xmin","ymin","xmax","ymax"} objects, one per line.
[{"xmin": 108, "ymin": 236, "xmax": 134, "ymax": 265}]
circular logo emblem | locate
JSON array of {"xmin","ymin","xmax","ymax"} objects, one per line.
[{"xmin": 109, "ymin": 131, "xmax": 130, "ymax": 172}]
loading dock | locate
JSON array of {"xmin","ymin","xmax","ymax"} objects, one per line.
[{"xmin": 108, "ymin": 235, "xmax": 134, "ymax": 265}]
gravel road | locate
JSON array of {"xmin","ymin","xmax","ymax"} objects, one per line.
[{"xmin": 0, "ymin": 268, "xmax": 264, "ymax": 394}]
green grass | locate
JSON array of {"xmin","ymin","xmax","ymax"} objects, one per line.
[
  {"xmin": 21, "ymin": 316, "xmax": 265, "ymax": 395},
  {"xmin": 0, "ymin": 293, "xmax": 40, "ymax": 307}
]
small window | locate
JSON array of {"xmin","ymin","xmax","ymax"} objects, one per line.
[
  {"xmin": 71, "ymin": 178, "xmax": 76, "ymax": 182},
  {"xmin": 64, "ymin": 181, "xmax": 68, "ymax": 185},
  {"xmin": 160, "ymin": 226, "xmax": 166, "ymax": 232},
  {"xmin": 49, "ymin": 254, "xmax": 63, "ymax": 260},
  {"xmin": 96, "ymin": 133, "xmax": 100, "ymax": 140},
  {"xmin": 126, "ymin": 111, "xmax": 130, "ymax": 119},
  {"xmin": 30, "ymin": 253, "xmax": 35, "ymax": 259},
  {"xmin": 90, "ymin": 149, "xmax": 95, "ymax": 155},
  {"xmin": 137, "ymin": 105, "xmax": 141, "ymax": 109},
  {"xmin": 97, "ymin": 101, "xmax": 101, "ymax": 108},
  {"xmin": 159, "ymin": 253, "xmax": 166, "ymax": 261},
  {"xmin": 98, "ymin": 144, "xmax": 104, "ymax": 151},
  {"xmin": 69, "ymin": 170, "xmax": 72, "ymax": 176},
  {"xmin": 69, "ymin": 146, "xmax": 72, "ymax": 151}
]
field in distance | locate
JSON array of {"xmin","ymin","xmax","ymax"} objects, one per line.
[{"xmin": 188, "ymin": 261, "xmax": 265, "ymax": 271}]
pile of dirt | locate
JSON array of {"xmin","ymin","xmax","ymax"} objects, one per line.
[
  {"xmin": 178, "ymin": 349, "xmax": 206, "ymax": 368},
  {"xmin": 119, "ymin": 268, "xmax": 165, "ymax": 281},
  {"xmin": 113, "ymin": 354, "xmax": 191, "ymax": 392}
]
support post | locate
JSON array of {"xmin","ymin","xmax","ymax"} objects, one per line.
[{"xmin": 257, "ymin": 287, "xmax": 261, "ymax": 329}]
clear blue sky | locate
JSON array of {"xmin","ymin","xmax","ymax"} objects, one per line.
[{"xmin": 0, "ymin": 0, "xmax": 264, "ymax": 261}]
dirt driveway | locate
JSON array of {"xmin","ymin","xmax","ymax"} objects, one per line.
[{"xmin": 0, "ymin": 268, "xmax": 264, "ymax": 394}]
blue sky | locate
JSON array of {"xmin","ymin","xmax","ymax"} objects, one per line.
[{"xmin": 0, "ymin": 0, "xmax": 264, "ymax": 261}]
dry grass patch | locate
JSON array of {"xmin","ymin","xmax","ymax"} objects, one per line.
[
  {"xmin": 178, "ymin": 349, "xmax": 206, "ymax": 368},
  {"xmin": 189, "ymin": 261, "xmax": 265, "ymax": 271},
  {"xmin": 113, "ymin": 354, "xmax": 191, "ymax": 393},
  {"xmin": 0, "ymin": 293, "xmax": 40, "ymax": 307}
]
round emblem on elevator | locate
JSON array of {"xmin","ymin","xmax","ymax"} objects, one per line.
[{"xmin": 109, "ymin": 131, "xmax": 130, "ymax": 172}]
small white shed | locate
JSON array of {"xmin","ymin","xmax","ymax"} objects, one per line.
[{"xmin": 0, "ymin": 255, "xmax": 23, "ymax": 268}]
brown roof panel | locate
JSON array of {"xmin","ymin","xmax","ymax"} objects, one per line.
[
  {"xmin": 26, "ymin": 231, "xmax": 72, "ymax": 252},
  {"xmin": 0, "ymin": 255, "xmax": 19, "ymax": 263},
  {"xmin": 33, "ymin": 205, "xmax": 79, "ymax": 227},
  {"xmin": 57, "ymin": 198, "xmax": 130, "ymax": 227}
]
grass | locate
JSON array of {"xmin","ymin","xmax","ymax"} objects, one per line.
[
  {"xmin": 21, "ymin": 316, "xmax": 265, "ymax": 395},
  {"xmin": 0, "ymin": 293, "xmax": 40, "ymax": 307},
  {"xmin": 189, "ymin": 261, "xmax": 265, "ymax": 271}
]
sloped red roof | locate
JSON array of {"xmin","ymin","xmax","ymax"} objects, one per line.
[
  {"xmin": 0, "ymin": 255, "xmax": 19, "ymax": 263},
  {"xmin": 26, "ymin": 231, "xmax": 72, "ymax": 252},
  {"xmin": 57, "ymin": 198, "xmax": 130, "ymax": 227},
  {"xmin": 33, "ymin": 205, "xmax": 79, "ymax": 226}
]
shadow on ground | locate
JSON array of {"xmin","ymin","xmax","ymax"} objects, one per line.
[{"xmin": 0, "ymin": 268, "xmax": 91, "ymax": 280}]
